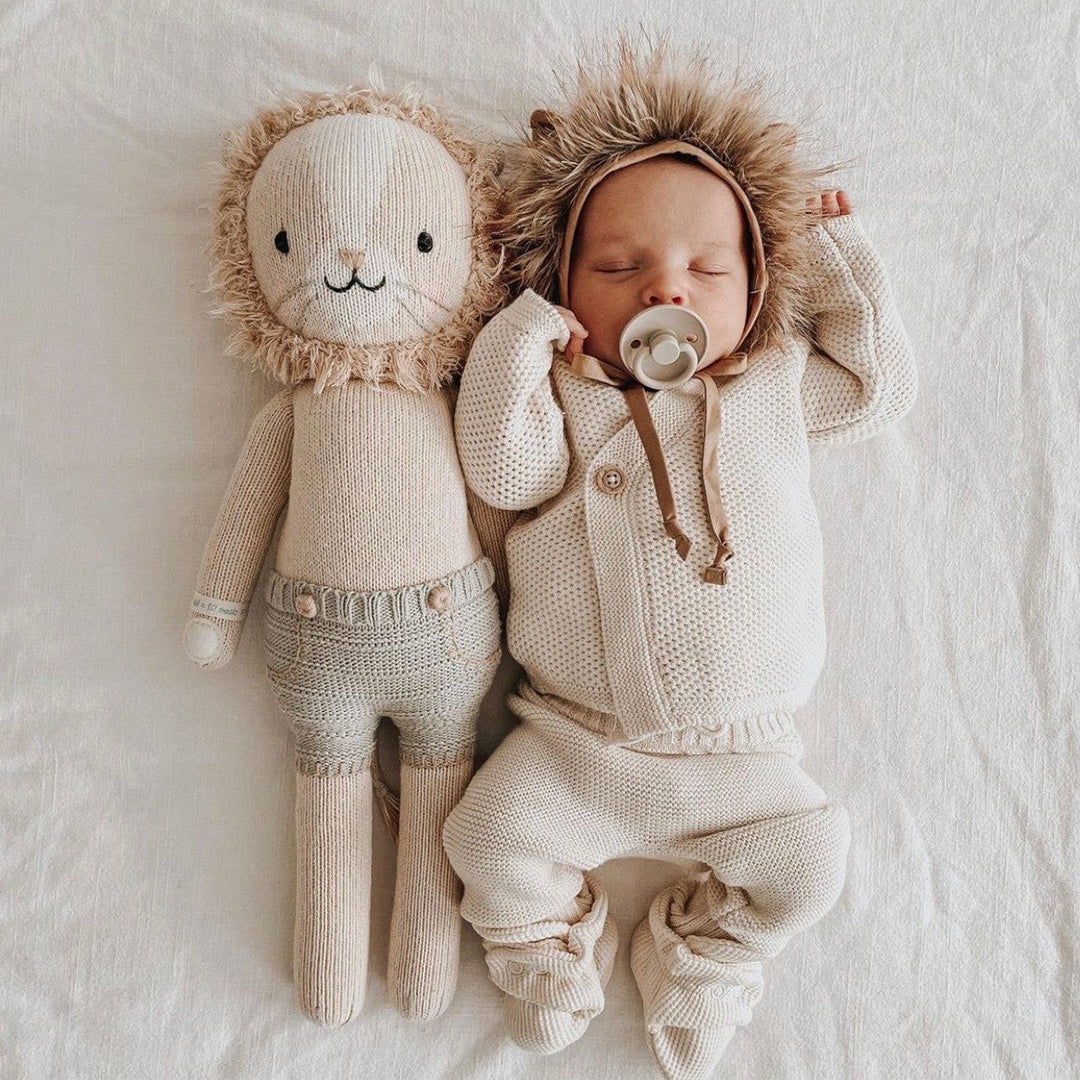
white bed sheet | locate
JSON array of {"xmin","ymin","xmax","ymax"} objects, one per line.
[{"xmin": 2, "ymin": 1, "xmax": 1077, "ymax": 1077}]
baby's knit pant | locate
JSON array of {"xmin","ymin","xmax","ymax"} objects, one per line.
[{"xmin": 442, "ymin": 684, "xmax": 851, "ymax": 1033}]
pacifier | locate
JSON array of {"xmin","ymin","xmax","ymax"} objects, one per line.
[{"xmin": 618, "ymin": 305, "xmax": 710, "ymax": 390}]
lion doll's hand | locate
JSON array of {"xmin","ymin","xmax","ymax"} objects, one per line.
[{"xmin": 183, "ymin": 611, "xmax": 244, "ymax": 669}]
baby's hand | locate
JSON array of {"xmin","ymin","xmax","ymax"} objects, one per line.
[
  {"xmin": 551, "ymin": 304, "xmax": 589, "ymax": 359},
  {"xmin": 806, "ymin": 189, "xmax": 852, "ymax": 218}
]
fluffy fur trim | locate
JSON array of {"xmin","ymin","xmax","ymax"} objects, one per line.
[
  {"xmin": 210, "ymin": 85, "xmax": 506, "ymax": 392},
  {"xmin": 497, "ymin": 36, "xmax": 847, "ymax": 356}
]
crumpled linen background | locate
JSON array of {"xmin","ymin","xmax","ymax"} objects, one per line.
[{"xmin": 1, "ymin": 1, "xmax": 1076, "ymax": 1077}]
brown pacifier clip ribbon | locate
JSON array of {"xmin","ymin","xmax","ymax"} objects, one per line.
[{"xmin": 568, "ymin": 350, "xmax": 748, "ymax": 585}]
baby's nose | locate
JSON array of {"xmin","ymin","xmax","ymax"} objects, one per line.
[
  {"xmin": 641, "ymin": 278, "xmax": 686, "ymax": 306},
  {"xmin": 339, "ymin": 248, "xmax": 366, "ymax": 270}
]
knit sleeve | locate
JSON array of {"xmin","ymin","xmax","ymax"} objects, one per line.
[
  {"xmin": 194, "ymin": 388, "xmax": 293, "ymax": 607},
  {"xmin": 799, "ymin": 214, "xmax": 918, "ymax": 445},
  {"xmin": 454, "ymin": 288, "xmax": 572, "ymax": 510}
]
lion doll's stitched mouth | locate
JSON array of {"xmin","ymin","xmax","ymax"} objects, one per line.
[{"xmin": 324, "ymin": 272, "xmax": 387, "ymax": 294}]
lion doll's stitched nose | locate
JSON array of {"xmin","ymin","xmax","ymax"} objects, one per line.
[{"xmin": 339, "ymin": 248, "xmax": 366, "ymax": 270}]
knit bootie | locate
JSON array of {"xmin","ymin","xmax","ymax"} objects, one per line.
[
  {"xmin": 505, "ymin": 910, "xmax": 618, "ymax": 1055},
  {"xmin": 630, "ymin": 919, "xmax": 738, "ymax": 1080}
]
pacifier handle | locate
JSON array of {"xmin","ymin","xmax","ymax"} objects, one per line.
[
  {"xmin": 649, "ymin": 331, "xmax": 682, "ymax": 366},
  {"xmin": 633, "ymin": 332, "xmax": 698, "ymax": 372}
]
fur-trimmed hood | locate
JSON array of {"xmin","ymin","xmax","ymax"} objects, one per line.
[
  {"xmin": 210, "ymin": 85, "xmax": 505, "ymax": 393},
  {"xmin": 495, "ymin": 39, "xmax": 843, "ymax": 357}
]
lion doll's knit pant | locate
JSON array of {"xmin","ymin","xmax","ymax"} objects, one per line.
[{"xmin": 442, "ymin": 683, "xmax": 851, "ymax": 1037}]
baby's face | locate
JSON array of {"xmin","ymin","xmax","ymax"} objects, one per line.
[{"xmin": 566, "ymin": 156, "xmax": 751, "ymax": 367}]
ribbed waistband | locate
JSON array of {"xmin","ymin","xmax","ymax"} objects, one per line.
[
  {"xmin": 265, "ymin": 556, "xmax": 495, "ymax": 628},
  {"xmin": 516, "ymin": 681, "xmax": 798, "ymax": 755}
]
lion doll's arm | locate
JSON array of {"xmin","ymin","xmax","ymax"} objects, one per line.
[{"xmin": 183, "ymin": 389, "xmax": 293, "ymax": 669}]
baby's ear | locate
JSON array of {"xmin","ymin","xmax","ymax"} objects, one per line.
[{"xmin": 529, "ymin": 109, "xmax": 558, "ymax": 142}]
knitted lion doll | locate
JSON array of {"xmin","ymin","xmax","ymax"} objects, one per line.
[{"xmin": 182, "ymin": 85, "xmax": 509, "ymax": 1025}]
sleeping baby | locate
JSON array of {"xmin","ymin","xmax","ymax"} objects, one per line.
[{"xmin": 443, "ymin": 42, "xmax": 917, "ymax": 1079}]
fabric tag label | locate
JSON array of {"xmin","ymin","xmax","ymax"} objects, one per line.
[{"xmin": 190, "ymin": 593, "xmax": 248, "ymax": 622}]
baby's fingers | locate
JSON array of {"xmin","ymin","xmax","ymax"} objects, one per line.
[
  {"xmin": 805, "ymin": 189, "xmax": 853, "ymax": 218},
  {"xmin": 552, "ymin": 304, "xmax": 588, "ymax": 340}
]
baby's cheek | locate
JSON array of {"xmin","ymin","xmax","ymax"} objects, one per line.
[
  {"xmin": 693, "ymin": 304, "xmax": 738, "ymax": 359},
  {"xmin": 591, "ymin": 320, "xmax": 626, "ymax": 365}
]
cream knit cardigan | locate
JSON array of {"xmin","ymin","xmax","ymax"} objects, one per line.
[{"xmin": 454, "ymin": 214, "xmax": 917, "ymax": 742}]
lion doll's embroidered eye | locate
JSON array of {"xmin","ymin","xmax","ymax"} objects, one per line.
[
  {"xmin": 417, "ymin": 230, "xmax": 433, "ymax": 253},
  {"xmin": 274, "ymin": 229, "xmax": 289, "ymax": 255}
]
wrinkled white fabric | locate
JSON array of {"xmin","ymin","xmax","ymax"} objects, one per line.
[{"xmin": 1, "ymin": 2, "xmax": 1077, "ymax": 1079}]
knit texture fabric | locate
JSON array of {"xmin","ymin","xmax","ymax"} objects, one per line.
[
  {"xmin": 274, "ymin": 382, "xmax": 484, "ymax": 591},
  {"xmin": 504, "ymin": 899, "xmax": 619, "ymax": 1054},
  {"xmin": 211, "ymin": 92, "xmax": 505, "ymax": 393},
  {"xmin": 454, "ymin": 212, "xmax": 917, "ymax": 741},
  {"xmin": 188, "ymin": 389, "xmax": 294, "ymax": 668},
  {"xmin": 273, "ymin": 562, "xmax": 498, "ymax": 1026},
  {"xmin": 245, "ymin": 113, "xmax": 472, "ymax": 359},
  {"xmin": 387, "ymin": 757, "xmax": 474, "ymax": 1021},
  {"xmin": 188, "ymin": 381, "xmax": 492, "ymax": 667},
  {"xmin": 442, "ymin": 689, "xmax": 852, "ymax": 1040},
  {"xmin": 537, "ymin": 688, "xmax": 805, "ymax": 756},
  {"xmin": 631, "ymin": 918, "xmax": 737, "ymax": 1080},
  {"xmin": 294, "ymin": 771, "xmax": 372, "ymax": 1026},
  {"xmin": 263, "ymin": 557, "xmax": 500, "ymax": 773}
]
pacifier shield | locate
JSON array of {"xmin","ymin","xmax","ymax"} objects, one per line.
[{"xmin": 618, "ymin": 305, "xmax": 710, "ymax": 390}]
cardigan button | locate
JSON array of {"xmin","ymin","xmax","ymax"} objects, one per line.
[
  {"xmin": 595, "ymin": 465, "xmax": 625, "ymax": 493},
  {"xmin": 294, "ymin": 593, "xmax": 317, "ymax": 619}
]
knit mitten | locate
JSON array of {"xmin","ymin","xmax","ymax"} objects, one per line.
[
  {"xmin": 630, "ymin": 918, "xmax": 737, "ymax": 1080},
  {"xmin": 505, "ymin": 907, "xmax": 618, "ymax": 1055},
  {"xmin": 387, "ymin": 756, "xmax": 474, "ymax": 1020},
  {"xmin": 293, "ymin": 770, "xmax": 372, "ymax": 1026}
]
